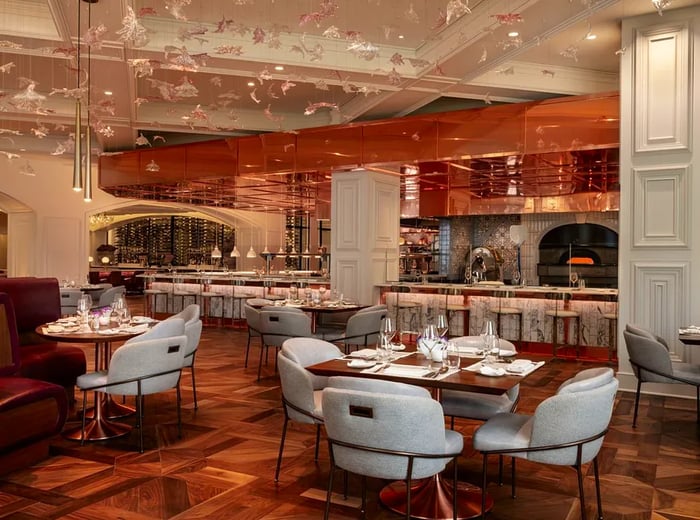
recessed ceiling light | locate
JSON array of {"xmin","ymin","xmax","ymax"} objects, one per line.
[
  {"xmin": 247, "ymin": 81, "xmax": 255, "ymax": 87},
  {"xmin": 104, "ymin": 90, "xmax": 113, "ymax": 96},
  {"xmin": 274, "ymin": 65, "xmax": 284, "ymax": 71},
  {"xmin": 508, "ymin": 31, "xmax": 519, "ymax": 38},
  {"xmin": 398, "ymin": 34, "xmax": 405, "ymax": 39},
  {"xmin": 585, "ymin": 33, "xmax": 597, "ymax": 40}
]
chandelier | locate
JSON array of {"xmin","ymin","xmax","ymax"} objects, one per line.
[{"xmin": 89, "ymin": 213, "xmax": 113, "ymax": 230}]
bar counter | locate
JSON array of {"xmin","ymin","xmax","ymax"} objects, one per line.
[{"xmin": 377, "ymin": 282, "xmax": 618, "ymax": 356}]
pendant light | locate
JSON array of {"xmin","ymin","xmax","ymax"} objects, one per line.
[
  {"xmin": 211, "ymin": 223, "xmax": 222, "ymax": 260},
  {"xmin": 71, "ymin": 0, "xmax": 83, "ymax": 192},
  {"xmin": 246, "ymin": 226, "xmax": 257, "ymax": 258},
  {"xmin": 261, "ymin": 208, "xmax": 270, "ymax": 255},
  {"xmin": 82, "ymin": 0, "xmax": 94, "ymax": 202},
  {"xmin": 230, "ymin": 245, "xmax": 241, "ymax": 257}
]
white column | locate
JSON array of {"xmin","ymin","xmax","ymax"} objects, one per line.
[
  {"xmin": 618, "ymin": 6, "xmax": 700, "ymax": 396},
  {"xmin": 331, "ymin": 169, "xmax": 400, "ymax": 305},
  {"xmin": 6, "ymin": 212, "xmax": 36, "ymax": 277}
]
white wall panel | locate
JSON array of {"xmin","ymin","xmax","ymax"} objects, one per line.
[
  {"xmin": 334, "ymin": 180, "xmax": 359, "ymax": 250},
  {"xmin": 335, "ymin": 259, "xmax": 360, "ymax": 302},
  {"xmin": 632, "ymin": 165, "xmax": 689, "ymax": 247},
  {"xmin": 43, "ymin": 217, "xmax": 82, "ymax": 281},
  {"xmin": 631, "ymin": 262, "xmax": 689, "ymax": 360},
  {"xmin": 634, "ymin": 23, "xmax": 689, "ymax": 152}
]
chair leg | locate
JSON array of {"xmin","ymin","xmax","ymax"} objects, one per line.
[
  {"xmin": 274, "ymin": 414, "xmax": 289, "ymax": 482},
  {"xmin": 498, "ymin": 455, "xmax": 504, "ymax": 485},
  {"xmin": 244, "ymin": 333, "xmax": 251, "ymax": 368},
  {"xmin": 80, "ymin": 390, "xmax": 88, "ymax": 445},
  {"xmin": 450, "ymin": 416, "xmax": 455, "ymax": 430},
  {"xmin": 511, "ymin": 457, "xmax": 516, "ymax": 498},
  {"xmin": 190, "ymin": 365, "xmax": 198, "ymax": 410},
  {"xmin": 324, "ymin": 464, "xmax": 335, "ymax": 520},
  {"xmin": 633, "ymin": 378, "xmax": 642, "ymax": 428},
  {"xmin": 481, "ymin": 454, "xmax": 488, "ymax": 519},
  {"xmin": 453, "ymin": 456, "xmax": 459, "ymax": 520},
  {"xmin": 696, "ymin": 386, "xmax": 699, "ymax": 424},
  {"xmin": 405, "ymin": 477, "xmax": 411, "ymax": 520},
  {"xmin": 361, "ymin": 475, "xmax": 367, "ymax": 516},
  {"xmin": 314, "ymin": 423, "xmax": 321, "ymax": 461},
  {"xmin": 593, "ymin": 457, "xmax": 603, "ymax": 520},
  {"xmin": 176, "ymin": 383, "xmax": 182, "ymax": 439},
  {"xmin": 343, "ymin": 470, "xmax": 348, "ymax": 499},
  {"xmin": 137, "ymin": 391, "xmax": 144, "ymax": 453},
  {"xmin": 257, "ymin": 343, "xmax": 265, "ymax": 381},
  {"xmin": 575, "ymin": 463, "xmax": 586, "ymax": 520}
]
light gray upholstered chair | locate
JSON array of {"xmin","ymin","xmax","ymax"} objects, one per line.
[
  {"xmin": 274, "ymin": 338, "xmax": 343, "ymax": 482},
  {"xmin": 322, "ymin": 376, "xmax": 463, "ymax": 520},
  {"xmin": 324, "ymin": 307, "xmax": 389, "ymax": 353},
  {"xmin": 59, "ymin": 288, "xmax": 83, "ymax": 316},
  {"xmin": 76, "ymin": 318, "xmax": 187, "ymax": 452},
  {"xmin": 243, "ymin": 303, "xmax": 263, "ymax": 369},
  {"xmin": 95, "ymin": 285, "xmax": 126, "ymax": 308},
  {"xmin": 168, "ymin": 304, "xmax": 203, "ymax": 409},
  {"xmin": 623, "ymin": 328, "xmax": 700, "ymax": 426},
  {"xmin": 257, "ymin": 308, "xmax": 314, "ymax": 380},
  {"xmin": 472, "ymin": 367, "xmax": 618, "ymax": 520},
  {"xmin": 625, "ymin": 323, "xmax": 670, "ymax": 349}
]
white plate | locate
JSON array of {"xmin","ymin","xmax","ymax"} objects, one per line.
[
  {"xmin": 131, "ymin": 316, "xmax": 154, "ymax": 324},
  {"xmin": 348, "ymin": 359, "xmax": 376, "ymax": 369},
  {"xmin": 390, "ymin": 343, "xmax": 406, "ymax": 351},
  {"xmin": 499, "ymin": 349, "xmax": 517, "ymax": 357}
]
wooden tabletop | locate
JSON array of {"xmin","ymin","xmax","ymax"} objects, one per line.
[
  {"xmin": 306, "ymin": 350, "xmax": 549, "ymax": 395},
  {"xmin": 679, "ymin": 333, "xmax": 700, "ymax": 346},
  {"xmin": 35, "ymin": 324, "xmax": 143, "ymax": 344}
]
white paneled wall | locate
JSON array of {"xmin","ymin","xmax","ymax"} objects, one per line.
[
  {"xmin": 619, "ymin": 6, "xmax": 700, "ymax": 397},
  {"xmin": 331, "ymin": 170, "xmax": 400, "ymax": 305}
]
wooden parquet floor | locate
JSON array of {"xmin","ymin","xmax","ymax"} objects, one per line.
[{"xmin": 1, "ymin": 305, "xmax": 699, "ymax": 519}]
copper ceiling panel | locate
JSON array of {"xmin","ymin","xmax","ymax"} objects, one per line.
[
  {"xmin": 296, "ymin": 126, "xmax": 363, "ymax": 171},
  {"xmin": 361, "ymin": 118, "xmax": 439, "ymax": 165},
  {"xmin": 185, "ymin": 140, "xmax": 237, "ymax": 179}
]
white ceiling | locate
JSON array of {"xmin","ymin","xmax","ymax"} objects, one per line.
[{"xmin": 0, "ymin": 0, "xmax": 691, "ymax": 158}]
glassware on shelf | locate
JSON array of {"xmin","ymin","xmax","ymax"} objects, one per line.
[{"xmin": 512, "ymin": 270, "xmax": 521, "ymax": 286}]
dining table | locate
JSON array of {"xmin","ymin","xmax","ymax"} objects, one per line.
[
  {"xmin": 36, "ymin": 321, "xmax": 151, "ymax": 442},
  {"xmin": 307, "ymin": 348, "xmax": 549, "ymax": 520}
]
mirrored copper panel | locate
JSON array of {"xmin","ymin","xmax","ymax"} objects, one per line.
[
  {"xmin": 237, "ymin": 136, "xmax": 265, "ymax": 175},
  {"xmin": 260, "ymin": 133, "xmax": 297, "ymax": 173},
  {"xmin": 361, "ymin": 118, "xmax": 439, "ymax": 164},
  {"xmin": 437, "ymin": 103, "xmax": 526, "ymax": 159},
  {"xmin": 99, "ymin": 153, "xmax": 139, "ymax": 188},
  {"xmin": 140, "ymin": 146, "xmax": 186, "ymax": 183},
  {"xmin": 296, "ymin": 126, "xmax": 363, "ymax": 170},
  {"xmin": 185, "ymin": 140, "xmax": 237, "ymax": 179}
]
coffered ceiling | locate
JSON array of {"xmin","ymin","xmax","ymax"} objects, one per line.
[{"xmin": 0, "ymin": 0, "xmax": 688, "ymax": 161}]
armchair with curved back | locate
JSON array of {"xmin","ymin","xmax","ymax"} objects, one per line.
[
  {"xmin": 75, "ymin": 318, "xmax": 188, "ymax": 453},
  {"xmin": 257, "ymin": 307, "xmax": 314, "ymax": 380},
  {"xmin": 168, "ymin": 304, "xmax": 203, "ymax": 409},
  {"xmin": 323, "ymin": 305, "xmax": 389, "ymax": 353},
  {"xmin": 274, "ymin": 337, "xmax": 343, "ymax": 482},
  {"xmin": 322, "ymin": 376, "xmax": 463, "ymax": 520},
  {"xmin": 94, "ymin": 286, "xmax": 126, "ymax": 308},
  {"xmin": 472, "ymin": 367, "xmax": 619, "ymax": 520},
  {"xmin": 623, "ymin": 325, "xmax": 700, "ymax": 426}
]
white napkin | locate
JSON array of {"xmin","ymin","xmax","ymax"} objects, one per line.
[
  {"xmin": 46, "ymin": 324, "xmax": 64, "ymax": 333},
  {"xmin": 379, "ymin": 365, "xmax": 433, "ymax": 378},
  {"xmin": 679, "ymin": 325, "xmax": 700, "ymax": 334},
  {"xmin": 125, "ymin": 324, "xmax": 149, "ymax": 334},
  {"xmin": 457, "ymin": 346, "xmax": 483, "ymax": 356},
  {"xmin": 480, "ymin": 365, "xmax": 506, "ymax": 376},
  {"xmin": 348, "ymin": 348, "xmax": 377, "ymax": 359}
]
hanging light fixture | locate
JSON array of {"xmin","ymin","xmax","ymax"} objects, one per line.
[
  {"xmin": 83, "ymin": 0, "xmax": 96, "ymax": 202},
  {"xmin": 211, "ymin": 223, "xmax": 222, "ymax": 261},
  {"xmin": 246, "ymin": 226, "xmax": 257, "ymax": 258},
  {"xmin": 230, "ymin": 245, "xmax": 241, "ymax": 257},
  {"xmin": 71, "ymin": 0, "xmax": 84, "ymax": 192},
  {"xmin": 261, "ymin": 208, "xmax": 270, "ymax": 255}
]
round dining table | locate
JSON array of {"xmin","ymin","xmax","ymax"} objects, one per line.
[{"xmin": 36, "ymin": 323, "xmax": 147, "ymax": 442}]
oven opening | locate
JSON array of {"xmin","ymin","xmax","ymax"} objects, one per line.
[{"xmin": 559, "ymin": 249, "xmax": 601, "ymax": 265}]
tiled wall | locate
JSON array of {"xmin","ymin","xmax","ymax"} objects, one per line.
[{"xmin": 442, "ymin": 212, "xmax": 619, "ymax": 284}]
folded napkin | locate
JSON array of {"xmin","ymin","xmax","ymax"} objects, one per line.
[
  {"xmin": 456, "ymin": 346, "xmax": 483, "ymax": 356},
  {"xmin": 480, "ymin": 365, "xmax": 506, "ymax": 377},
  {"xmin": 679, "ymin": 325, "xmax": 700, "ymax": 334},
  {"xmin": 125, "ymin": 324, "xmax": 149, "ymax": 334},
  {"xmin": 375, "ymin": 364, "xmax": 433, "ymax": 378},
  {"xmin": 97, "ymin": 328, "xmax": 122, "ymax": 335},
  {"xmin": 46, "ymin": 324, "xmax": 64, "ymax": 333},
  {"xmin": 348, "ymin": 348, "xmax": 378, "ymax": 359}
]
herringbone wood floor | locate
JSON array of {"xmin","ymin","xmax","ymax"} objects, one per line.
[{"xmin": 1, "ymin": 301, "xmax": 698, "ymax": 519}]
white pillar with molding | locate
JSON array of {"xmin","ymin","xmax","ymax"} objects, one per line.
[
  {"xmin": 618, "ymin": 5, "xmax": 700, "ymax": 396},
  {"xmin": 330, "ymin": 169, "xmax": 399, "ymax": 305}
]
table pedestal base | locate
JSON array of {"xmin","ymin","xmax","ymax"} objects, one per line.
[
  {"xmin": 82, "ymin": 398, "xmax": 135, "ymax": 420},
  {"xmin": 63, "ymin": 418, "xmax": 132, "ymax": 442},
  {"xmin": 379, "ymin": 475, "xmax": 493, "ymax": 520}
]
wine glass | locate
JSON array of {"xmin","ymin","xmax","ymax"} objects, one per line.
[
  {"xmin": 419, "ymin": 324, "xmax": 442, "ymax": 367},
  {"xmin": 436, "ymin": 313, "xmax": 449, "ymax": 339},
  {"xmin": 318, "ymin": 285, "xmax": 327, "ymax": 301},
  {"xmin": 512, "ymin": 270, "xmax": 521, "ymax": 286},
  {"xmin": 380, "ymin": 317, "xmax": 396, "ymax": 346},
  {"xmin": 569, "ymin": 271, "xmax": 579, "ymax": 287},
  {"xmin": 481, "ymin": 320, "xmax": 500, "ymax": 364}
]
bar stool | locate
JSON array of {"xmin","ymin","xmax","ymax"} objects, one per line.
[
  {"xmin": 603, "ymin": 312, "xmax": 617, "ymax": 360},
  {"xmin": 438, "ymin": 286, "xmax": 470, "ymax": 337},
  {"xmin": 170, "ymin": 275, "xmax": 199, "ymax": 314},
  {"xmin": 229, "ymin": 278, "xmax": 250, "ymax": 327},
  {"xmin": 199, "ymin": 278, "xmax": 225, "ymax": 327},
  {"xmin": 488, "ymin": 289, "xmax": 523, "ymax": 347},
  {"xmin": 143, "ymin": 275, "xmax": 167, "ymax": 318},
  {"xmin": 545, "ymin": 291, "xmax": 580, "ymax": 357},
  {"xmin": 388, "ymin": 284, "xmax": 422, "ymax": 340}
]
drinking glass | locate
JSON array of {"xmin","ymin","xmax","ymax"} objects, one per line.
[
  {"xmin": 481, "ymin": 320, "xmax": 500, "ymax": 365},
  {"xmin": 442, "ymin": 341, "xmax": 461, "ymax": 371},
  {"xmin": 420, "ymin": 324, "xmax": 442, "ymax": 367},
  {"xmin": 380, "ymin": 317, "xmax": 396, "ymax": 346},
  {"xmin": 436, "ymin": 313, "xmax": 449, "ymax": 339},
  {"xmin": 318, "ymin": 285, "xmax": 327, "ymax": 301},
  {"xmin": 512, "ymin": 270, "xmax": 521, "ymax": 286},
  {"xmin": 76, "ymin": 295, "xmax": 90, "ymax": 324},
  {"xmin": 569, "ymin": 271, "xmax": 579, "ymax": 287}
]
